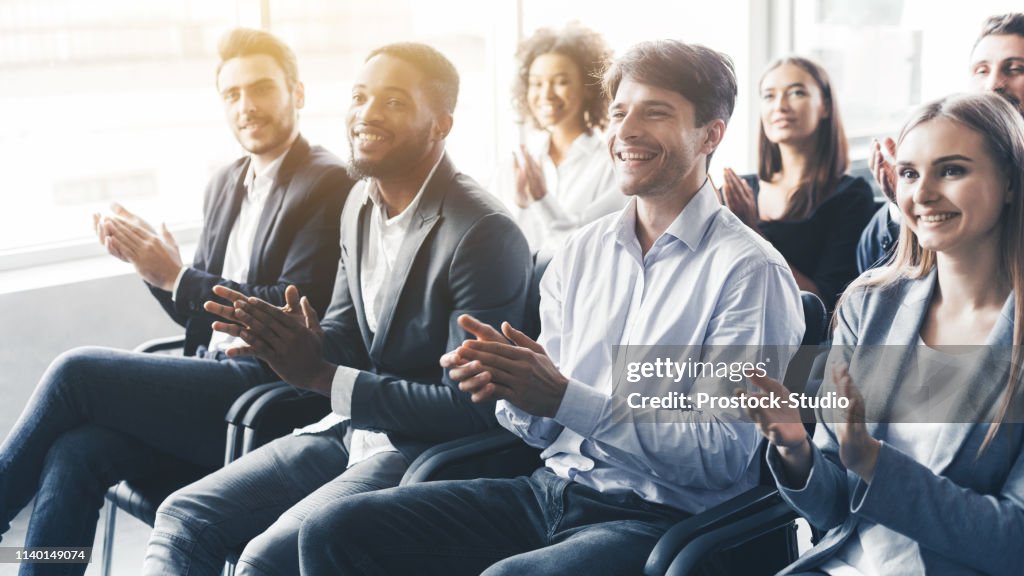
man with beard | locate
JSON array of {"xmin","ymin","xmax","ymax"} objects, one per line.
[
  {"xmin": 0, "ymin": 28, "xmax": 351, "ymax": 573},
  {"xmin": 858, "ymin": 12, "xmax": 1024, "ymax": 272},
  {"xmin": 141, "ymin": 43, "xmax": 531, "ymax": 576},
  {"xmin": 295, "ymin": 40, "xmax": 803, "ymax": 576}
]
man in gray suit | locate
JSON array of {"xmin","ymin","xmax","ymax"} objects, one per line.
[{"xmin": 141, "ymin": 43, "xmax": 531, "ymax": 576}]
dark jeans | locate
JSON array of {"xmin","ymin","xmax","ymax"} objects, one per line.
[
  {"xmin": 143, "ymin": 424, "xmax": 408, "ymax": 576},
  {"xmin": 298, "ymin": 467, "xmax": 690, "ymax": 576},
  {"xmin": 0, "ymin": 345, "xmax": 273, "ymax": 575}
]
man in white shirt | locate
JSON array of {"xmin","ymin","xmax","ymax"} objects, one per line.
[
  {"xmin": 0, "ymin": 29, "xmax": 351, "ymax": 568},
  {"xmin": 141, "ymin": 43, "xmax": 531, "ymax": 576},
  {"xmin": 297, "ymin": 39, "xmax": 805, "ymax": 576}
]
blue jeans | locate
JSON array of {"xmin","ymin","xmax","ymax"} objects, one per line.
[
  {"xmin": 143, "ymin": 423, "xmax": 407, "ymax": 576},
  {"xmin": 298, "ymin": 467, "xmax": 690, "ymax": 576},
  {"xmin": 0, "ymin": 346, "xmax": 272, "ymax": 575}
]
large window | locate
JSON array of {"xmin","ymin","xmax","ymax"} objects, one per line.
[
  {"xmin": 0, "ymin": 0, "xmax": 249, "ymax": 267},
  {"xmin": 0, "ymin": 0, "xmax": 509, "ymax": 272},
  {"xmin": 789, "ymin": 0, "xmax": 1024, "ymax": 153}
]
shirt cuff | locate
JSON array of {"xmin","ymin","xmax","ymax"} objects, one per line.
[
  {"xmin": 552, "ymin": 378, "xmax": 606, "ymax": 437},
  {"xmin": 170, "ymin": 267, "xmax": 189, "ymax": 302},
  {"xmin": 330, "ymin": 365, "xmax": 360, "ymax": 418}
]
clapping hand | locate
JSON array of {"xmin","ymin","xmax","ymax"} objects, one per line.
[
  {"xmin": 512, "ymin": 146, "xmax": 548, "ymax": 208},
  {"xmin": 720, "ymin": 168, "xmax": 758, "ymax": 228},
  {"xmin": 440, "ymin": 315, "xmax": 568, "ymax": 417},
  {"xmin": 205, "ymin": 285, "xmax": 335, "ymax": 395}
]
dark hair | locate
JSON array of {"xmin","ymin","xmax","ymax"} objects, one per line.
[
  {"xmin": 603, "ymin": 39, "xmax": 737, "ymax": 128},
  {"xmin": 757, "ymin": 56, "xmax": 848, "ymax": 220},
  {"xmin": 217, "ymin": 28, "xmax": 299, "ymax": 89},
  {"xmin": 366, "ymin": 42, "xmax": 460, "ymax": 114},
  {"xmin": 974, "ymin": 12, "xmax": 1024, "ymax": 49},
  {"xmin": 512, "ymin": 23, "xmax": 612, "ymax": 130}
]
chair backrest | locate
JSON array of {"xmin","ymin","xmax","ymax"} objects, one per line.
[
  {"xmin": 523, "ymin": 250, "xmax": 553, "ymax": 340},
  {"xmin": 800, "ymin": 291, "xmax": 826, "ymax": 346}
]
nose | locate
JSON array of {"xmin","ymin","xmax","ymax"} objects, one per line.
[
  {"xmin": 911, "ymin": 173, "xmax": 940, "ymax": 206},
  {"xmin": 984, "ymin": 70, "xmax": 1007, "ymax": 92},
  {"xmin": 238, "ymin": 89, "xmax": 257, "ymax": 115},
  {"xmin": 543, "ymin": 81, "xmax": 556, "ymax": 100},
  {"xmin": 356, "ymin": 97, "xmax": 385, "ymax": 123},
  {"xmin": 612, "ymin": 108, "xmax": 642, "ymax": 142}
]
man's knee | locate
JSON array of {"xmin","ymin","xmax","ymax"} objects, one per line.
[
  {"xmin": 300, "ymin": 493, "xmax": 376, "ymax": 546},
  {"xmin": 236, "ymin": 515, "xmax": 302, "ymax": 576}
]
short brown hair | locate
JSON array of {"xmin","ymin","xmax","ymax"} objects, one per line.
[
  {"xmin": 974, "ymin": 12, "xmax": 1024, "ymax": 49},
  {"xmin": 216, "ymin": 28, "xmax": 299, "ymax": 89}
]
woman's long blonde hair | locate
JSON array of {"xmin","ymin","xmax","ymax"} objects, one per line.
[{"xmin": 837, "ymin": 93, "xmax": 1024, "ymax": 451}]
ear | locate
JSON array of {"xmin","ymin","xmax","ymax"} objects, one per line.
[
  {"xmin": 293, "ymin": 81, "xmax": 306, "ymax": 110},
  {"xmin": 433, "ymin": 112, "xmax": 454, "ymax": 141},
  {"xmin": 702, "ymin": 119, "xmax": 727, "ymax": 156}
]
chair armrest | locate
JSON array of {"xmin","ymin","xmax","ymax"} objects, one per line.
[
  {"xmin": 236, "ymin": 386, "xmax": 331, "ymax": 454},
  {"xmin": 133, "ymin": 335, "xmax": 186, "ymax": 354},
  {"xmin": 400, "ymin": 428, "xmax": 540, "ymax": 486},
  {"xmin": 224, "ymin": 382, "xmax": 291, "ymax": 426},
  {"xmin": 645, "ymin": 485, "xmax": 782, "ymax": 575},
  {"xmin": 661, "ymin": 502, "xmax": 799, "ymax": 576}
]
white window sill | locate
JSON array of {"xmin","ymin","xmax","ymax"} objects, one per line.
[{"xmin": 0, "ymin": 242, "xmax": 198, "ymax": 296}]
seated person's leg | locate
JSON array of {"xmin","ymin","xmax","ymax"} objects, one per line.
[
  {"xmin": 143, "ymin": 427, "xmax": 349, "ymax": 576},
  {"xmin": 299, "ymin": 473, "xmax": 546, "ymax": 576},
  {"xmin": 23, "ymin": 426, "xmax": 158, "ymax": 576},
  {"xmin": 235, "ymin": 451, "xmax": 406, "ymax": 576},
  {"xmin": 0, "ymin": 346, "xmax": 267, "ymax": 535},
  {"xmin": 480, "ymin": 471, "xmax": 687, "ymax": 576}
]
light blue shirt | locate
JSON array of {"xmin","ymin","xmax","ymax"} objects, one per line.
[{"xmin": 497, "ymin": 180, "xmax": 804, "ymax": 513}]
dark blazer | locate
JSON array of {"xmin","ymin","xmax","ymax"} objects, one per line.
[
  {"xmin": 318, "ymin": 153, "xmax": 532, "ymax": 461},
  {"xmin": 149, "ymin": 135, "xmax": 354, "ymax": 356},
  {"xmin": 770, "ymin": 270, "xmax": 1024, "ymax": 575}
]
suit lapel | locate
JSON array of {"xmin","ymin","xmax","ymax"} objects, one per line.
[
  {"xmin": 247, "ymin": 136, "xmax": 310, "ymax": 280},
  {"xmin": 369, "ymin": 156, "xmax": 453, "ymax": 358},
  {"xmin": 208, "ymin": 159, "xmax": 249, "ymax": 275},
  {"xmin": 856, "ymin": 269, "xmax": 937, "ymax": 439},
  {"xmin": 345, "ymin": 189, "xmax": 374, "ymax": 348}
]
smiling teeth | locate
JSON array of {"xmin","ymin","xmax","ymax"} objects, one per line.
[
  {"xmin": 919, "ymin": 213, "xmax": 956, "ymax": 223},
  {"xmin": 358, "ymin": 133, "xmax": 384, "ymax": 142},
  {"xmin": 619, "ymin": 152, "xmax": 656, "ymax": 161}
]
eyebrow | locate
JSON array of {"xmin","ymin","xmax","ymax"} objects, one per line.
[
  {"xmin": 528, "ymin": 72, "xmax": 571, "ymax": 79},
  {"xmin": 351, "ymin": 84, "xmax": 414, "ymax": 99},
  {"xmin": 972, "ymin": 56, "xmax": 1024, "ymax": 66},
  {"xmin": 896, "ymin": 154, "xmax": 974, "ymax": 167},
  {"xmin": 220, "ymin": 78, "xmax": 276, "ymax": 96},
  {"xmin": 610, "ymin": 99, "xmax": 676, "ymax": 110},
  {"xmin": 762, "ymin": 82, "xmax": 808, "ymax": 92}
]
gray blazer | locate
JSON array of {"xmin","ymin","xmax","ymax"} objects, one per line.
[
  {"xmin": 769, "ymin": 269, "xmax": 1024, "ymax": 575},
  {"xmin": 317, "ymin": 153, "xmax": 532, "ymax": 462}
]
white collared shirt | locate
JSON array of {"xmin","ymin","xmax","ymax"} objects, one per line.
[
  {"xmin": 500, "ymin": 130, "xmax": 625, "ymax": 252},
  {"xmin": 295, "ymin": 156, "xmax": 444, "ymax": 469},
  {"xmin": 496, "ymin": 180, "xmax": 804, "ymax": 513},
  {"xmin": 173, "ymin": 149, "xmax": 288, "ymax": 353}
]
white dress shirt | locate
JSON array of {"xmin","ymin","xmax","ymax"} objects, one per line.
[
  {"xmin": 173, "ymin": 150, "xmax": 288, "ymax": 353},
  {"xmin": 496, "ymin": 180, "xmax": 804, "ymax": 513},
  {"xmin": 295, "ymin": 157, "xmax": 443, "ymax": 469},
  {"xmin": 499, "ymin": 130, "xmax": 625, "ymax": 252}
]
